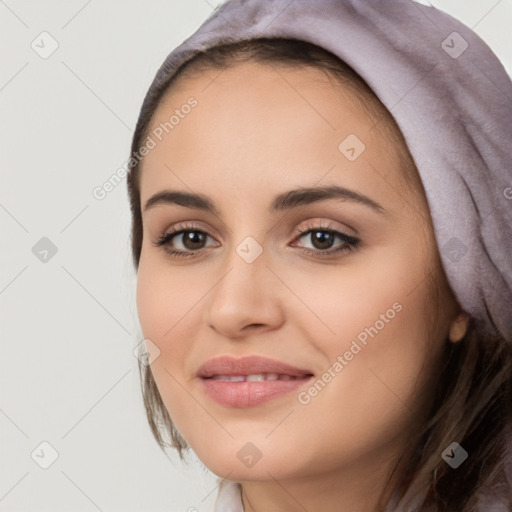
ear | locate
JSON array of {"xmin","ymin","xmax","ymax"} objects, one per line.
[{"xmin": 448, "ymin": 312, "xmax": 469, "ymax": 343}]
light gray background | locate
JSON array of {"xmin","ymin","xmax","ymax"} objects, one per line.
[{"xmin": 1, "ymin": 1, "xmax": 511, "ymax": 511}]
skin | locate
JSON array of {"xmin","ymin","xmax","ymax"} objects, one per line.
[{"xmin": 136, "ymin": 61, "xmax": 468, "ymax": 512}]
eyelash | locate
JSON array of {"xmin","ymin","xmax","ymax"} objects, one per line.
[{"xmin": 152, "ymin": 220, "xmax": 360, "ymax": 260}]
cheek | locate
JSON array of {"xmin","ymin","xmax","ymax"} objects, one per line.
[
  {"xmin": 275, "ymin": 241, "xmax": 433, "ymax": 354},
  {"xmin": 286, "ymin": 244, "xmax": 438, "ymax": 416},
  {"xmin": 135, "ymin": 250, "xmax": 216, "ymax": 437},
  {"xmin": 136, "ymin": 248, "xmax": 204, "ymax": 341}
]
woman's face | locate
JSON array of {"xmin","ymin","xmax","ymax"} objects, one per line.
[{"xmin": 136, "ymin": 62, "xmax": 458, "ymax": 483}]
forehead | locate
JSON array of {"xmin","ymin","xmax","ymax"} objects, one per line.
[{"xmin": 139, "ymin": 61, "xmax": 422, "ymax": 216}]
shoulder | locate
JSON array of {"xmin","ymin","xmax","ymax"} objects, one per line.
[
  {"xmin": 209, "ymin": 430, "xmax": 512, "ymax": 512},
  {"xmin": 214, "ymin": 479, "xmax": 243, "ymax": 512},
  {"xmin": 473, "ymin": 421, "xmax": 512, "ymax": 512}
]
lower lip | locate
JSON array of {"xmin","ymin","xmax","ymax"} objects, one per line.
[{"xmin": 200, "ymin": 376, "xmax": 313, "ymax": 407}]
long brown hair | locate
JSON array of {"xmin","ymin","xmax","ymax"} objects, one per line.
[{"xmin": 127, "ymin": 38, "xmax": 512, "ymax": 512}]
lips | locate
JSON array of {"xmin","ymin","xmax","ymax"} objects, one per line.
[
  {"xmin": 197, "ymin": 355, "xmax": 314, "ymax": 407},
  {"xmin": 209, "ymin": 373, "xmax": 302, "ymax": 382},
  {"xmin": 197, "ymin": 355, "xmax": 313, "ymax": 379}
]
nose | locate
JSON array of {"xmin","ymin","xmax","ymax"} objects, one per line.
[{"xmin": 203, "ymin": 247, "xmax": 286, "ymax": 339}]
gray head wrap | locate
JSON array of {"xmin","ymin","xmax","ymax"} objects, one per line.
[{"xmin": 141, "ymin": 0, "xmax": 512, "ymax": 341}]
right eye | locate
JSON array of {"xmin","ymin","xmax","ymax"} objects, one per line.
[{"xmin": 153, "ymin": 225, "xmax": 219, "ymax": 258}]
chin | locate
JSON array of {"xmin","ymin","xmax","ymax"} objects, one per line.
[{"xmin": 188, "ymin": 438, "xmax": 299, "ymax": 481}]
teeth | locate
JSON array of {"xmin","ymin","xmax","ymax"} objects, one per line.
[
  {"xmin": 210, "ymin": 373, "xmax": 301, "ymax": 382},
  {"xmin": 246, "ymin": 374, "xmax": 265, "ymax": 381},
  {"xmin": 211, "ymin": 375, "xmax": 245, "ymax": 382},
  {"xmin": 228, "ymin": 375, "xmax": 246, "ymax": 382}
]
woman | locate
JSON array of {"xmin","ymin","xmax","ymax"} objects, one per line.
[{"xmin": 127, "ymin": 1, "xmax": 512, "ymax": 510}]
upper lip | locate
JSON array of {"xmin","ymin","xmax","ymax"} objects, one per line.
[{"xmin": 197, "ymin": 355, "xmax": 314, "ymax": 378}]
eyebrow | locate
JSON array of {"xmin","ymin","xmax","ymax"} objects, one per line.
[{"xmin": 143, "ymin": 185, "xmax": 385, "ymax": 215}]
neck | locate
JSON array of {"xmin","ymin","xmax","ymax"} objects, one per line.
[{"xmin": 239, "ymin": 448, "xmax": 404, "ymax": 512}]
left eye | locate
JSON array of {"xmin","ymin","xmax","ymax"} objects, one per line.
[{"xmin": 293, "ymin": 228, "xmax": 359, "ymax": 254}]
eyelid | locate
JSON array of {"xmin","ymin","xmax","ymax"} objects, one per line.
[
  {"xmin": 152, "ymin": 215, "xmax": 363, "ymax": 262},
  {"xmin": 157, "ymin": 218, "xmax": 355, "ymax": 245},
  {"xmin": 163, "ymin": 220, "xmax": 220, "ymax": 240},
  {"xmin": 290, "ymin": 218, "xmax": 358, "ymax": 240}
]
